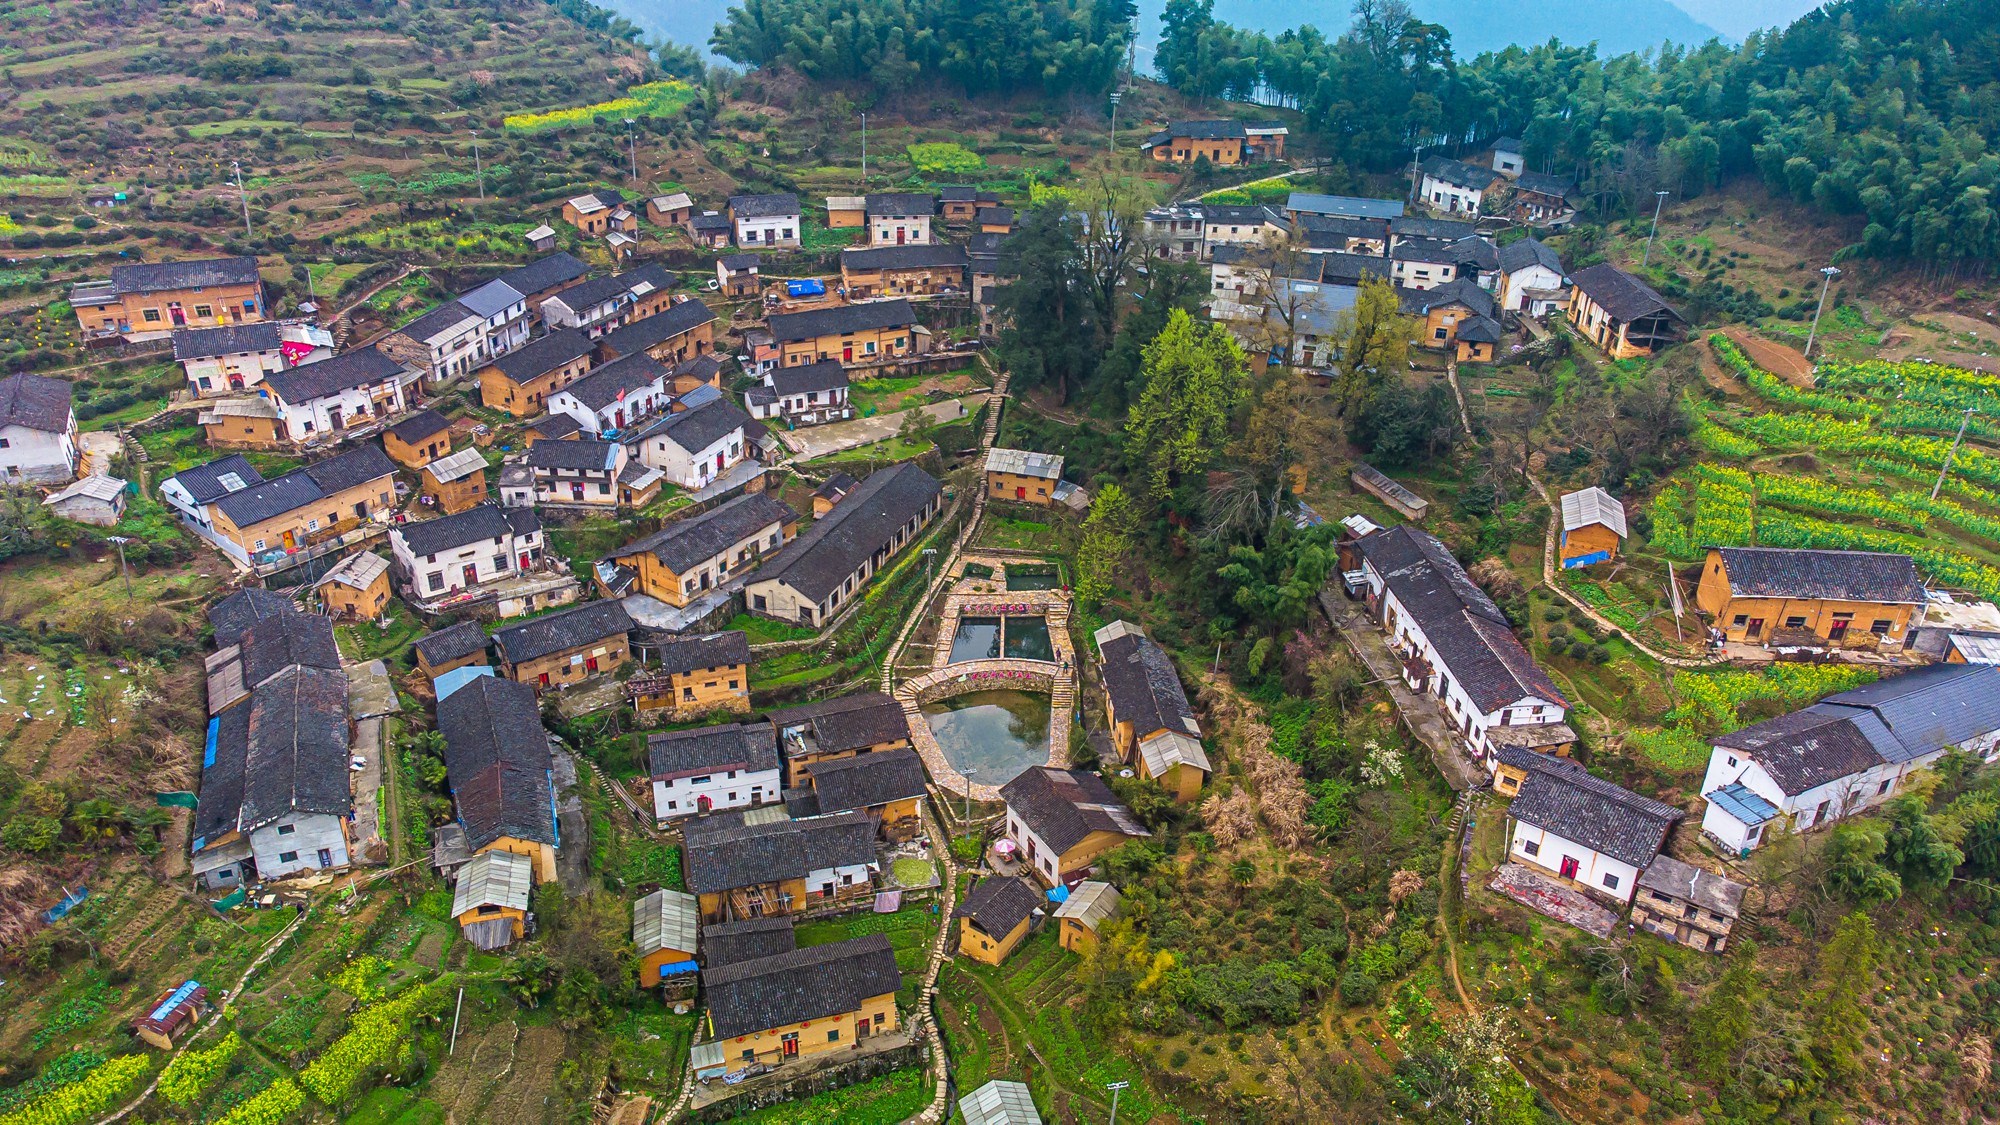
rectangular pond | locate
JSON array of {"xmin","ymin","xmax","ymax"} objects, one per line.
[
  {"xmin": 1004, "ymin": 566, "xmax": 1061, "ymax": 591},
  {"xmin": 948, "ymin": 616, "xmax": 1054, "ymax": 663}
]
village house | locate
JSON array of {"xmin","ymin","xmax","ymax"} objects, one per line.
[
  {"xmin": 1693, "ymin": 546, "xmax": 1925, "ymax": 651},
  {"xmin": 647, "ymin": 721, "xmax": 783, "ymax": 823},
  {"xmin": 744, "ymin": 463, "xmax": 944, "ymax": 626},
  {"xmin": 1399, "ymin": 278, "xmax": 1501, "ymax": 359},
  {"xmin": 745, "ymin": 359, "xmax": 853, "ymax": 426},
  {"xmin": 689, "ymin": 211, "xmax": 733, "ymax": 249},
  {"xmin": 132, "ymin": 982, "xmax": 210, "ymax": 1051},
  {"xmin": 514, "ymin": 437, "xmax": 662, "ymax": 509},
  {"xmin": 414, "ymin": 619, "xmax": 492, "ymax": 683},
  {"xmin": 1490, "ymin": 137, "xmax": 1525, "ymax": 178},
  {"xmin": 1568, "ymin": 264, "xmax": 1686, "ymax": 359},
  {"xmin": 1286, "ymin": 191, "xmax": 1405, "ymax": 225},
  {"xmin": 456, "ymin": 279, "xmax": 533, "ymax": 357},
  {"xmin": 1051, "ymin": 880, "xmax": 1120, "ymax": 954},
  {"xmin": 717, "ymin": 253, "xmax": 761, "ymax": 298},
  {"xmin": 683, "ymin": 810, "xmax": 879, "ymax": 923},
  {"xmin": 313, "ymin": 550, "xmax": 392, "ymax": 622},
  {"xmin": 1630, "ymin": 854, "xmax": 1746, "ymax": 953},
  {"xmin": 669, "ymin": 354, "xmax": 728, "ymax": 397},
  {"xmin": 1558, "ymin": 487, "xmax": 1628, "ymax": 568},
  {"xmin": 955, "ymin": 876, "xmax": 1041, "ymax": 966},
  {"xmin": 826, "ymin": 194, "xmax": 867, "ymax": 228},
  {"xmin": 768, "ymin": 299, "xmax": 923, "ymax": 370},
  {"xmin": 1144, "ymin": 204, "xmax": 1208, "ymax": 260},
  {"xmin": 0, "ymin": 372, "xmax": 78, "ymax": 483},
  {"xmin": 699, "ymin": 934, "xmax": 901, "ymax": 1063},
  {"xmin": 938, "ymin": 186, "xmax": 1000, "ymax": 223},
  {"xmin": 622, "ymin": 396, "xmax": 753, "ymax": 489},
  {"xmin": 378, "ymin": 301, "xmax": 488, "ymax": 389},
  {"xmin": 161, "ymin": 444, "xmax": 398, "ymax": 566},
  {"xmin": 1355, "ymin": 524, "xmax": 1570, "ymax": 762},
  {"xmin": 191, "ymin": 612, "xmax": 352, "ymax": 888},
  {"xmin": 562, "ymin": 189, "xmax": 630, "ymax": 236},
  {"xmin": 382, "ymin": 408, "xmax": 453, "ymax": 469},
  {"xmin": 525, "ymin": 414, "xmax": 582, "ymax": 446},
  {"xmin": 597, "ymin": 492, "xmax": 796, "ymax": 606},
  {"xmin": 70, "ymin": 255, "xmax": 265, "ymax": 341},
  {"xmin": 977, "ymin": 206, "xmax": 1015, "ymax": 234},
  {"xmin": 1198, "ymin": 205, "xmax": 1286, "ymax": 257},
  {"xmin": 475, "ymin": 328, "xmax": 597, "ymax": 418},
  {"xmin": 390, "ymin": 502, "xmax": 547, "ymax": 603},
  {"xmin": 865, "ymin": 192, "xmax": 936, "ymax": 246},
  {"xmin": 1506, "ymin": 172, "xmax": 1580, "ymax": 227},
  {"xmin": 1000, "ymin": 767, "xmax": 1151, "ymax": 888},
  {"xmin": 44, "ymin": 475, "xmax": 127, "ymax": 527},
  {"xmin": 813, "ymin": 472, "xmax": 858, "ymax": 518},
  {"xmin": 539, "ymin": 265, "xmax": 677, "ymax": 338},
  {"xmin": 439, "ymin": 674, "xmax": 562, "ymax": 884},
  {"xmin": 1212, "ymin": 274, "xmax": 1356, "ymax": 376},
  {"xmin": 1494, "ymin": 237, "xmax": 1570, "ymax": 316},
  {"xmin": 728, "ymin": 192, "xmax": 802, "ymax": 248},
  {"xmin": 1390, "ymin": 240, "xmax": 1465, "ymax": 290},
  {"xmin": 450, "ymin": 849, "xmax": 536, "ymax": 950},
  {"xmin": 959, "ymin": 1081, "xmax": 1043, "ymax": 1125},
  {"xmin": 1091, "ymin": 621, "xmax": 1211, "ymax": 801},
  {"xmin": 594, "ymin": 296, "xmax": 719, "ymax": 367},
  {"xmin": 984, "ymin": 447, "xmax": 1063, "ymax": 506},
  {"xmin": 547, "ymin": 351, "xmax": 670, "ymax": 436},
  {"xmin": 634, "ymin": 887, "xmax": 701, "ymax": 987},
  {"xmin": 1418, "ymin": 156, "xmax": 1501, "ymax": 215},
  {"xmin": 419, "ymin": 447, "xmax": 489, "ymax": 515},
  {"xmin": 783, "ymin": 747, "xmax": 927, "ymax": 841},
  {"xmin": 1294, "ymin": 214, "xmax": 1391, "ymax": 258},
  {"xmin": 493, "ymin": 598, "xmax": 634, "ymax": 690},
  {"xmin": 174, "ymin": 321, "xmax": 331, "ymax": 397},
  {"xmin": 630, "ymin": 630, "xmax": 753, "ymax": 723},
  {"xmin": 206, "ymin": 586, "xmax": 296, "ymax": 647},
  {"xmin": 647, "ymin": 191, "xmax": 695, "ymax": 226},
  {"xmin": 198, "ymin": 396, "xmax": 288, "ymax": 450},
  {"xmin": 1139, "ymin": 120, "xmax": 1286, "ymax": 165},
  {"xmin": 767, "ymin": 691, "xmax": 913, "ymax": 788},
  {"xmin": 1503, "ymin": 751, "xmax": 1683, "ymax": 906},
  {"xmin": 841, "ymin": 244, "xmax": 968, "ymax": 300},
  {"xmin": 258, "ymin": 346, "xmax": 418, "ymax": 444},
  {"xmin": 1699, "ymin": 663, "xmax": 2000, "ymax": 853},
  {"xmin": 493, "ymin": 253, "xmax": 591, "ymax": 316}
]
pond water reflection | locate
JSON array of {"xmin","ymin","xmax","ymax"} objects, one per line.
[{"xmin": 921, "ymin": 690, "xmax": 1051, "ymax": 786}]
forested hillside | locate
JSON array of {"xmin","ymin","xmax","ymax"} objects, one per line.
[{"xmin": 1156, "ymin": 0, "xmax": 2000, "ymax": 271}]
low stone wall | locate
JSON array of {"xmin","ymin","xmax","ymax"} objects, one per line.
[
  {"xmin": 910, "ymin": 664, "xmax": 1053, "ymax": 705},
  {"xmin": 681, "ymin": 1040, "xmax": 924, "ymax": 1124},
  {"xmin": 898, "ymin": 659, "xmax": 1070, "ymax": 802}
]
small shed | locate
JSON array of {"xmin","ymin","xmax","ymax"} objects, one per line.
[
  {"xmin": 1350, "ymin": 463, "xmax": 1429, "ymax": 521},
  {"xmin": 1051, "ymin": 880, "xmax": 1120, "ymax": 954},
  {"xmin": 955, "ymin": 876, "xmax": 1041, "ymax": 966},
  {"xmin": 825, "ymin": 195, "xmax": 867, "ymax": 229},
  {"xmin": 451, "ymin": 849, "xmax": 536, "ymax": 950},
  {"xmin": 647, "ymin": 192, "xmax": 694, "ymax": 226},
  {"xmin": 431, "ymin": 823, "xmax": 474, "ymax": 882},
  {"xmin": 421, "ymin": 447, "xmax": 490, "ymax": 515},
  {"xmin": 959, "ymin": 1079, "xmax": 1043, "ymax": 1125},
  {"xmin": 44, "ymin": 475, "xmax": 127, "ymax": 527},
  {"xmin": 314, "ymin": 550, "xmax": 393, "ymax": 622},
  {"xmin": 132, "ymin": 980, "xmax": 209, "ymax": 1049},
  {"xmin": 633, "ymin": 888, "xmax": 701, "ymax": 986},
  {"xmin": 606, "ymin": 231, "xmax": 638, "ymax": 259},
  {"xmin": 1559, "ymin": 486, "xmax": 1627, "ymax": 568},
  {"xmin": 526, "ymin": 225, "xmax": 558, "ymax": 251}
]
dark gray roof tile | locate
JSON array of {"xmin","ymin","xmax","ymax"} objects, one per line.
[
  {"xmin": 701, "ymin": 934, "xmax": 899, "ymax": 1039},
  {"xmin": 492, "ymin": 600, "xmax": 633, "ymax": 664},
  {"xmin": 438, "ymin": 676, "xmax": 557, "ymax": 848}
]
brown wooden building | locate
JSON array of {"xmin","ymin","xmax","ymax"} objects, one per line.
[
  {"xmin": 413, "ymin": 620, "xmax": 492, "ymax": 683},
  {"xmin": 630, "ymin": 630, "xmax": 752, "ymax": 724},
  {"xmin": 594, "ymin": 297, "xmax": 719, "ymax": 368},
  {"xmin": 313, "ymin": 550, "xmax": 392, "ymax": 622},
  {"xmin": 476, "ymin": 328, "xmax": 597, "ymax": 417},
  {"xmin": 764, "ymin": 691, "xmax": 913, "ymax": 788},
  {"xmin": 840, "ymin": 244, "xmax": 968, "ymax": 300},
  {"xmin": 700, "ymin": 934, "xmax": 901, "ymax": 1066},
  {"xmin": 1568, "ymin": 263, "xmax": 1686, "ymax": 359},
  {"xmin": 598, "ymin": 492, "xmax": 797, "ymax": 607},
  {"xmin": 954, "ymin": 877, "xmax": 1040, "ymax": 966},
  {"xmin": 682, "ymin": 810, "xmax": 879, "ymax": 924},
  {"xmin": 420, "ymin": 447, "xmax": 490, "ymax": 515},
  {"xmin": 1694, "ymin": 546, "xmax": 1925, "ymax": 651}
]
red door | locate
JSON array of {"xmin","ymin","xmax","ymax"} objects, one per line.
[
  {"xmin": 585, "ymin": 656, "xmax": 599, "ymax": 673},
  {"xmin": 462, "ymin": 563, "xmax": 479, "ymax": 587},
  {"xmin": 571, "ymin": 482, "xmax": 584, "ymax": 500},
  {"xmin": 519, "ymin": 552, "xmax": 531, "ymax": 570},
  {"xmin": 896, "ymin": 227, "xmax": 906, "ymax": 245},
  {"xmin": 843, "ymin": 345, "xmax": 853, "ymax": 362},
  {"xmin": 697, "ymin": 794, "xmax": 712, "ymax": 813},
  {"xmin": 1016, "ymin": 487, "xmax": 1026, "ymax": 500},
  {"xmin": 538, "ymin": 673, "xmax": 551, "ymax": 687},
  {"xmin": 1745, "ymin": 618, "xmax": 1764, "ymax": 638},
  {"xmin": 1829, "ymin": 619, "xmax": 1850, "ymax": 640},
  {"xmin": 1559, "ymin": 856, "xmax": 1580, "ymax": 880},
  {"xmin": 781, "ymin": 1032, "xmax": 798, "ymax": 1057},
  {"xmin": 169, "ymin": 305, "xmax": 186, "ymax": 326}
]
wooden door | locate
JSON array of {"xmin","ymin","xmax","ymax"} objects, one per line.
[{"xmin": 1559, "ymin": 855, "xmax": 1579, "ymax": 880}]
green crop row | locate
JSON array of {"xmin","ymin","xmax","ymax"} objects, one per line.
[
  {"xmin": 1753, "ymin": 473, "xmax": 1929, "ymax": 530},
  {"xmin": 1758, "ymin": 510, "xmax": 2000, "ymax": 599},
  {"xmin": 1710, "ymin": 334, "xmax": 1873, "ymax": 419}
]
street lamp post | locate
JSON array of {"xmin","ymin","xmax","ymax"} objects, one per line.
[
  {"xmin": 1108, "ymin": 90, "xmax": 1122, "ymax": 157},
  {"xmin": 1932, "ymin": 408, "xmax": 1976, "ymax": 501},
  {"xmin": 860, "ymin": 112, "xmax": 868, "ymax": 191},
  {"xmin": 470, "ymin": 130, "xmax": 485, "ymax": 201},
  {"xmin": 1640, "ymin": 190, "xmax": 1669, "ymax": 267},
  {"xmin": 231, "ymin": 161, "xmax": 253, "ymax": 237},
  {"xmin": 1804, "ymin": 265, "xmax": 1843, "ymax": 359},
  {"xmin": 1409, "ymin": 143, "xmax": 1427, "ymax": 203},
  {"xmin": 106, "ymin": 536, "xmax": 132, "ymax": 599},
  {"xmin": 1106, "ymin": 1080, "xmax": 1130, "ymax": 1125},
  {"xmin": 625, "ymin": 118, "xmax": 639, "ymax": 186}
]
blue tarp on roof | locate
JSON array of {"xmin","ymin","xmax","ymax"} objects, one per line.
[
  {"xmin": 786, "ymin": 279, "xmax": 826, "ymax": 297},
  {"xmin": 1707, "ymin": 782, "xmax": 1781, "ymax": 826},
  {"xmin": 433, "ymin": 664, "xmax": 495, "ymax": 701}
]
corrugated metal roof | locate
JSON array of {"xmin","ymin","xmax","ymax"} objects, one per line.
[
  {"xmin": 1050, "ymin": 880, "xmax": 1119, "ymax": 930},
  {"xmin": 315, "ymin": 550, "xmax": 389, "ymax": 591},
  {"xmin": 425, "ymin": 447, "xmax": 488, "ymax": 485},
  {"xmin": 633, "ymin": 888, "xmax": 699, "ymax": 957},
  {"xmin": 1138, "ymin": 730, "xmax": 1211, "ymax": 777},
  {"xmin": 959, "ymin": 1079, "xmax": 1043, "ymax": 1125},
  {"xmin": 450, "ymin": 849, "xmax": 535, "ymax": 918},
  {"xmin": 1560, "ymin": 487, "xmax": 1628, "ymax": 536},
  {"xmin": 1706, "ymin": 782, "xmax": 1780, "ymax": 826}
]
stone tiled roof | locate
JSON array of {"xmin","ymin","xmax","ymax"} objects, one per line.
[
  {"xmin": 492, "ymin": 600, "xmax": 633, "ymax": 664},
  {"xmin": 701, "ymin": 934, "xmax": 899, "ymax": 1039},
  {"xmin": 999, "ymin": 768, "xmax": 1149, "ymax": 856},
  {"xmin": 1506, "ymin": 752, "xmax": 1682, "ymax": 868},
  {"xmin": 1710, "ymin": 546, "xmax": 1924, "ymax": 604},
  {"xmin": 438, "ymin": 675, "xmax": 557, "ymax": 849}
]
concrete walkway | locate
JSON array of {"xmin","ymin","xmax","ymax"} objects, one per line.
[
  {"xmin": 782, "ymin": 397, "xmax": 973, "ymax": 460},
  {"xmin": 1319, "ymin": 591, "xmax": 1482, "ymax": 791}
]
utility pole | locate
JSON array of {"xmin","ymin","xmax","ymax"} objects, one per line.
[
  {"xmin": 470, "ymin": 130, "xmax": 485, "ymax": 202},
  {"xmin": 1408, "ymin": 143, "xmax": 1426, "ymax": 203},
  {"xmin": 106, "ymin": 532, "xmax": 132, "ymax": 596},
  {"xmin": 1106, "ymin": 1080, "xmax": 1129, "ymax": 1125},
  {"xmin": 1108, "ymin": 90, "xmax": 1122, "ymax": 158},
  {"xmin": 860, "ymin": 113, "xmax": 868, "ymax": 191},
  {"xmin": 1804, "ymin": 265, "xmax": 1843, "ymax": 359},
  {"xmin": 1932, "ymin": 408, "xmax": 1976, "ymax": 501},
  {"xmin": 624, "ymin": 118, "xmax": 639, "ymax": 186},
  {"xmin": 231, "ymin": 161, "xmax": 253, "ymax": 237},
  {"xmin": 1640, "ymin": 190, "xmax": 1668, "ymax": 267}
]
